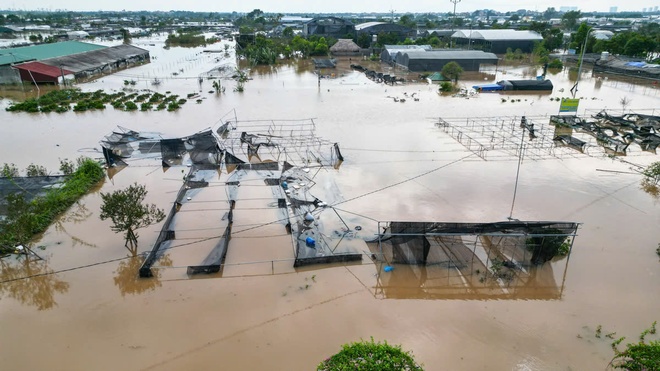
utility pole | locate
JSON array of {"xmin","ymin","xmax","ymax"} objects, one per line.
[
  {"xmin": 450, "ymin": 0, "xmax": 461, "ymax": 48},
  {"xmin": 571, "ymin": 27, "xmax": 592, "ymax": 99},
  {"xmin": 59, "ymin": 65, "xmax": 66, "ymax": 86}
]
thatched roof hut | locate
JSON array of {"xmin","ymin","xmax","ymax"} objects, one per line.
[{"xmin": 330, "ymin": 39, "xmax": 361, "ymax": 56}]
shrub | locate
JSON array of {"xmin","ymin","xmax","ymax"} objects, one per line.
[
  {"xmin": 124, "ymin": 101, "xmax": 138, "ymax": 111},
  {"xmin": 439, "ymin": 81, "xmax": 453, "ymax": 92},
  {"xmin": 548, "ymin": 59, "xmax": 564, "ymax": 69},
  {"xmin": 318, "ymin": 338, "xmax": 423, "ymax": 371}
]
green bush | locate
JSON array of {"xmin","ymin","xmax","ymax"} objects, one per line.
[
  {"xmin": 439, "ymin": 81, "xmax": 453, "ymax": 92},
  {"xmin": 548, "ymin": 58, "xmax": 564, "ymax": 69},
  {"xmin": 318, "ymin": 338, "xmax": 423, "ymax": 371},
  {"xmin": 610, "ymin": 322, "xmax": 659, "ymax": 370},
  {"xmin": 124, "ymin": 101, "xmax": 138, "ymax": 111}
]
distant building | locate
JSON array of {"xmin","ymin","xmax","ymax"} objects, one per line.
[
  {"xmin": 451, "ymin": 29, "xmax": 543, "ymax": 54},
  {"xmin": 303, "ymin": 17, "xmax": 355, "ymax": 38},
  {"xmin": 560, "ymin": 6, "xmax": 578, "ymax": 12},
  {"xmin": 592, "ymin": 30, "xmax": 614, "ymax": 40},
  {"xmin": 354, "ymin": 22, "xmax": 415, "ymax": 42},
  {"xmin": 67, "ymin": 30, "xmax": 90, "ymax": 39},
  {"xmin": 610, "ymin": 6, "xmax": 618, "ymax": 13}
]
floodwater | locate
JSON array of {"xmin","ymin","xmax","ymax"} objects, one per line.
[{"xmin": 1, "ymin": 36, "xmax": 660, "ymax": 371}]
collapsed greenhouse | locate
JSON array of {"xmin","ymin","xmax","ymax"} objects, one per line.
[{"xmin": 369, "ymin": 221, "xmax": 579, "ymax": 300}]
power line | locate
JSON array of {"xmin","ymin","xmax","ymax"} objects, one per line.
[{"xmin": 0, "ymin": 154, "xmax": 472, "ymax": 284}]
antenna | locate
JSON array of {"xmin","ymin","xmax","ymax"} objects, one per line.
[{"xmin": 390, "ymin": 8, "xmax": 395, "ymax": 23}]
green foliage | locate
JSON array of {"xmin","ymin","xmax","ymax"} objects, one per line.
[
  {"xmin": 642, "ymin": 162, "xmax": 660, "ymax": 185},
  {"xmin": 0, "ymin": 158, "xmax": 104, "ymax": 254},
  {"xmin": 548, "ymin": 58, "xmax": 564, "ymax": 69},
  {"xmin": 439, "ymin": 81, "xmax": 454, "ymax": 92},
  {"xmin": 505, "ymin": 47, "xmax": 527, "ymax": 61},
  {"xmin": 99, "ymin": 183, "xmax": 165, "ymax": 252},
  {"xmin": 25, "ymin": 163, "xmax": 47, "ymax": 177},
  {"xmin": 59, "ymin": 158, "xmax": 75, "ymax": 175},
  {"xmin": 124, "ymin": 101, "xmax": 138, "ymax": 111},
  {"xmin": 1, "ymin": 163, "xmax": 19, "ymax": 178},
  {"xmin": 441, "ymin": 61, "xmax": 463, "ymax": 84},
  {"xmin": 4, "ymin": 89, "xmax": 178, "ymax": 114},
  {"xmin": 610, "ymin": 322, "xmax": 660, "ymax": 371},
  {"xmin": 318, "ymin": 338, "xmax": 423, "ymax": 371},
  {"xmin": 165, "ymin": 31, "xmax": 208, "ymax": 47}
]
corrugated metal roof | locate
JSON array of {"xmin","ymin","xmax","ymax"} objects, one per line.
[
  {"xmin": 402, "ymin": 50, "xmax": 498, "ymax": 60},
  {"xmin": 0, "ymin": 41, "xmax": 106, "ymax": 66},
  {"xmin": 355, "ymin": 22, "xmax": 386, "ymax": 30},
  {"xmin": 13, "ymin": 61, "xmax": 74, "ymax": 77},
  {"xmin": 39, "ymin": 44, "xmax": 149, "ymax": 73},
  {"xmin": 384, "ymin": 45, "xmax": 432, "ymax": 51},
  {"xmin": 452, "ymin": 30, "xmax": 542, "ymax": 41}
]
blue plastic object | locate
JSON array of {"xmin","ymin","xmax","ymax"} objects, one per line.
[
  {"xmin": 305, "ymin": 236, "xmax": 316, "ymax": 247},
  {"xmin": 383, "ymin": 265, "xmax": 394, "ymax": 272},
  {"xmin": 281, "ymin": 181, "xmax": 288, "ymax": 189}
]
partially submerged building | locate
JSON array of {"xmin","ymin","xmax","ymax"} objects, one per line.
[
  {"xmin": 13, "ymin": 62, "xmax": 75, "ymax": 84},
  {"xmin": 0, "ymin": 40, "xmax": 106, "ymax": 84},
  {"xmin": 451, "ymin": 30, "xmax": 543, "ymax": 54},
  {"xmin": 16, "ymin": 44, "xmax": 150, "ymax": 83},
  {"xmin": 394, "ymin": 50, "xmax": 498, "ymax": 72}
]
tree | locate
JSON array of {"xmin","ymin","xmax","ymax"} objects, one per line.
[
  {"xmin": 282, "ymin": 26, "xmax": 294, "ymax": 38},
  {"xmin": 99, "ymin": 183, "xmax": 165, "ymax": 255},
  {"xmin": 119, "ymin": 28, "xmax": 132, "ymax": 44},
  {"xmin": 561, "ymin": 10, "xmax": 582, "ymax": 31},
  {"xmin": 441, "ymin": 61, "xmax": 464, "ymax": 84},
  {"xmin": 398, "ymin": 14, "xmax": 417, "ymax": 29}
]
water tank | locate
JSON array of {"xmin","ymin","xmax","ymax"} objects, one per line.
[{"xmin": 601, "ymin": 51, "xmax": 610, "ymax": 60}]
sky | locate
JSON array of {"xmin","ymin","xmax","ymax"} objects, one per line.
[{"xmin": 4, "ymin": 0, "xmax": 658, "ymax": 13}]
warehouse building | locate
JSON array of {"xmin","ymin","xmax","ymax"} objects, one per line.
[
  {"xmin": 355, "ymin": 22, "xmax": 416, "ymax": 42},
  {"xmin": 451, "ymin": 30, "xmax": 542, "ymax": 54},
  {"xmin": 303, "ymin": 17, "xmax": 355, "ymax": 38},
  {"xmin": 381, "ymin": 44, "xmax": 432, "ymax": 64},
  {"xmin": 35, "ymin": 44, "xmax": 150, "ymax": 81},
  {"xmin": 0, "ymin": 41, "xmax": 106, "ymax": 84},
  {"xmin": 394, "ymin": 50, "xmax": 498, "ymax": 72}
]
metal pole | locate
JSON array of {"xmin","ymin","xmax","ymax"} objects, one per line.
[
  {"xmin": 508, "ymin": 117, "xmax": 526, "ymax": 220},
  {"xmin": 450, "ymin": 0, "xmax": 461, "ymax": 48},
  {"xmin": 571, "ymin": 27, "xmax": 592, "ymax": 98}
]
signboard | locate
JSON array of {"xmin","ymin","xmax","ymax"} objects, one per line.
[{"xmin": 559, "ymin": 98, "xmax": 580, "ymax": 113}]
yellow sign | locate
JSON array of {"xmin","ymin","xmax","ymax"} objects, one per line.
[{"xmin": 559, "ymin": 98, "xmax": 580, "ymax": 113}]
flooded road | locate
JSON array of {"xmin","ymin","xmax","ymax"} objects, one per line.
[{"xmin": 1, "ymin": 38, "xmax": 660, "ymax": 370}]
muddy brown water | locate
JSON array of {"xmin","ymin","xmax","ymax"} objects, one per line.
[{"xmin": 1, "ymin": 38, "xmax": 660, "ymax": 370}]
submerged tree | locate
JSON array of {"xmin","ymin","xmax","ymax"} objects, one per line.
[
  {"xmin": 441, "ymin": 61, "xmax": 464, "ymax": 84},
  {"xmin": 99, "ymin": 183, "xmax": 165, "ymax": 255}
]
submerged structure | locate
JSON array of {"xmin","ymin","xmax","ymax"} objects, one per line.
[
  {"xmin": 369, "ymin": 221, "xmax": 579, "ymax": 300},
  {"xmin": 473, "ymin": 79, "xmax": 553, "ymax": 92},
  {"xmin": 100, "ymin": 117, "xmax": 357, "ymax": 279}
]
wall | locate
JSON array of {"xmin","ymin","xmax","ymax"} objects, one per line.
[{"xmin": 0, "ymin": 66, "xmax": 21, "ymax": 84}]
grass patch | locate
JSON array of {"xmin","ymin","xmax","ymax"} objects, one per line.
[{"xmin": 0, "ymin": 158, "xmax": 105, "ymax": 254}]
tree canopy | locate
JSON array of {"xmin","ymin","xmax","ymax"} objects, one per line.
[
  {"xmin": 442, "ymin": 61, "xmax": 464, "ymax": 84},
  {"xmin": 99, "ymin": 183, "xmax": 165, "ymax": 255}
]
